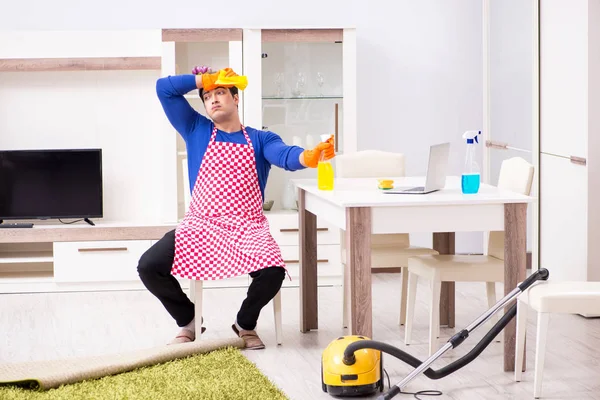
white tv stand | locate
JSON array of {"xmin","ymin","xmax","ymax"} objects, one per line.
[
  {"xmin": 0, "ymin": 216, "xmax": 342, "ymax": 294},
  {"xmin": 0, "ymin": 222, "xmax": 177, "ymax": 294}
]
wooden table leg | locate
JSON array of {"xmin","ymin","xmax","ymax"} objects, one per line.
[
  {"xmin": 504, "ymin": 203, "xmax": 528, "ymax": 371},
  {"xmin": 299, "ymin": 189, "xmax": 318, "ymax": 332},
  {"xmin": 434, "ymin": 232, "xmax": 456, "ymax": 328},
  {"xmin": 346, "ymin": 207, "xmax": 373, "ymax": 338}
]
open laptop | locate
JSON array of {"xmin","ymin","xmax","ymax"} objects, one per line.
[{"xmin": 383, "ymin": 142, "xmax": 451, "ymax": 194}]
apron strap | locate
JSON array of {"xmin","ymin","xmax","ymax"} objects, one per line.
[{"xmin": 210, "ymin": 125, "xmax": 253, "ymax": 150}]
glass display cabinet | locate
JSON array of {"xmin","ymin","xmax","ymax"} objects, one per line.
[
  {"xmin": 243, "ymin": 28, "xmax": 356, "ymax": 214},
  {"xmin": 260, "ymin": 30, "xmax": 344, "ymax": 212}
]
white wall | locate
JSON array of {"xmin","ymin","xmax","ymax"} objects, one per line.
[
  {"xmin": 0, "ymin": 70, "xmax": 167, "ymax": 224},
  {"xmin": 0, "ymin": 29, "xmax": 175, "ymax": 225},
  {"xmin": 0, "ymin": 0, "xmax": 357, "ymax": 30},
  {"xmin": 355, "ymin": 0, "xmax": 485, "ymax": 253}
]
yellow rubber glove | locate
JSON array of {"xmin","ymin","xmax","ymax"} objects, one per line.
[
  {"xmin": 302, "ymin": 135, "xmax": 335, "ymax": 168},
  {"xmin": 215, "ymin": 68, "xmax": 248, "ymax": 91},
  {"xmin": 201, "ymin": 71, "xmax": 221, "ymax": 92}
]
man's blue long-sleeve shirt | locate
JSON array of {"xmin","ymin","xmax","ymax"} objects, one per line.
[{"xmin": 156, "ymin": 75, "xmax": 306, "ymax": 201}]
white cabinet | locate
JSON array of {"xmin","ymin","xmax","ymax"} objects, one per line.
[
  {"xmin": 538, "ymin": 0, "xmax": 600, "ymax": 283},
  {"xmin": 52, "ymin": 238, "xmax": 248, "ymax": 288},
  {"xmin": 54, "ymin": 240, "xmax": 153, "ymax": 283},
  {"xmin": 279, "ymin": 244, "xmax": 341, "ymax": 287},
  {"xmin": 539, "ymin": 0, "xmax": 588, "ymax": 158},
  {"xmin": 539, "ymin": 154, "xmax": 587, "ymax": 281},
  {"xmin": 266, "ymin": 211, "xmax": 340, "ymax": 245},
  {"xmin": 266, "ymin": 211, "xmax": 341, "ymax": 286}
]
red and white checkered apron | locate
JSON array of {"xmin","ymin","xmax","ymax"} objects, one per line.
[{"xmin": 171, "ymin": 126, "xmax": 286, "ymax": 280}]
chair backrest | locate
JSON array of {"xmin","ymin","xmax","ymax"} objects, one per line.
[
  {"xmin": 488, "ymin": 157, "xmax": 535, "ymax": 260},
  {"xmin": 336, "ymin": 150, "xmax": 405, "ymax": 178},
  {"xmin": 497, "ymin": 157, "xmax": 535, "ymax": 194},
  {"xmin": 336, "ymin": 150, "xmax": 409, "ymax": 248},
  {"xmin": 182, "ymin": 158, "xmax": 191, "ymax": 210}
]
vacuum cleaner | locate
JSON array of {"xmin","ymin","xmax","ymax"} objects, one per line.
[{"xmin": 321, "ymin": 268, "xmax": 549, "ymax": 399}]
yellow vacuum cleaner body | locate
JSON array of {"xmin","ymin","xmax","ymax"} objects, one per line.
[{"xmin": 321, "ymin": 335, "xmax": 383, "ymax": 396}]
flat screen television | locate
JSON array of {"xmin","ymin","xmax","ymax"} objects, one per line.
[{"xmin": 0, "ymin": 149, "xmax": 103, "ymax": 221}]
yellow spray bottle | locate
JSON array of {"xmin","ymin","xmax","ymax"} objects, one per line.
[{"xmin": 317, "ymin": 134, "xmax": 334, "ymax": 191}]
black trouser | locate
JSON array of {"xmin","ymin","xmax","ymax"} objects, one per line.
[{"xmin": 137, "ymin": 229, "xmax": 285, "ymax": 331}]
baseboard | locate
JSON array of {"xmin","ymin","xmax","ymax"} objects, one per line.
[
  {"xmin": 371, "ymin": 251, "xmax": 532, "ymax": 274},
  {"xmin": 578, "ymin": 313, "xmax": 600, "ymax": 319}
]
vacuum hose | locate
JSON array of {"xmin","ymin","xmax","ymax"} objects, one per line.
[{"xmin": 343, "ymin": 302, "xmax": 517, "ymax": 379}]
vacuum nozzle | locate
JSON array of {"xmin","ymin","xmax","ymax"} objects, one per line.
[{"xmin": 342, "ymin": 353, "xmax": 356, "ymax": 366}]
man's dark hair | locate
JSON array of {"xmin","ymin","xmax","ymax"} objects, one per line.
[{"xmin": 198, "ymin": 86, "xmax": 239, "ymax": 103}]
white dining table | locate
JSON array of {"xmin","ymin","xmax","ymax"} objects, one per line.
[{"xmin": 293, "ymin": 176, "xmax": 534, "ymax": 372}]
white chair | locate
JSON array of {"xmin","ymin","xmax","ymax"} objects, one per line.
[
  {"xmin": 336, "ymin": 150, "xmax": 439, "ymax": 329},
  {"xmin": 404, "ymin": 157, "xmax": 535, "ymax": 356},
  {"xmin": 182, "ymin": 158, "xmax": 282, "ymax": 344},
  {"xmin": 190, "ymin": 280, "xmax": 283, "ymax": 344},
  {"xmin": 515, "ymin": 281, "xmax": 600, "ymax": 398}
]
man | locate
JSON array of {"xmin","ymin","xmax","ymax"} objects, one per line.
[{"xmin": 137, "ymin": 67, "xmax": 335, "ymax": 349}]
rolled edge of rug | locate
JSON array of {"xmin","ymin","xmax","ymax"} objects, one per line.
[
  {"xmin": 0, "ymin": 337, "xmax": 245, "ymax": 390},
  {"xmin": 0, "ymin": 379, "xmax": 41, "ymax": 390}
]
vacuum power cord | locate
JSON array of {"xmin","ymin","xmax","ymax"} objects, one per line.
[{"xmin": 383, "ymin": 368, "xmax": 442, "ymax": 399}]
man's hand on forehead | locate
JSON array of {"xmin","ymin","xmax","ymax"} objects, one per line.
[
  {"xmin": 192, "ymin": 65, "xmax": 247, "ymax": 92},
  {"xmin": 192, "ymin": 65, "xmax": 211, "ymax": 75}
]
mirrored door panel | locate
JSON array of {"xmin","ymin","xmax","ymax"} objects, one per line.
[{"xmin": 486, "ymin": 0, "xmax": 536, "ymax": 259}]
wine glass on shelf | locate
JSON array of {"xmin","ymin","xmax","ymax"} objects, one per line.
[
  {"xmin": 273, "ymin": 72, "xmax": 284, "ymax": 98},
  {"xmin": 293, "ymin": 72, "xmax": 306, "ymax": 98},
  {"xmin": 316, "ymin": 72, "xmax": 325, "ymax": 97}
]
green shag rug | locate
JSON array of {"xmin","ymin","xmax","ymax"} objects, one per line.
[{"xmin": 0, "ymin": 347, "xmax": 288, "ymax": 400}]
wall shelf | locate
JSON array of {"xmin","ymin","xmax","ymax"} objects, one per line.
[
  {"xmin": 0, "ymin": 271, "xmax": 54, "ymax": 282},
  {"xmin": 162, "ymin": 29, "xmax": 243, "ymax": 42},
  {"xmin": 0, "ymin": 252, "xmax": 53, "ymax": 264},
  {"xmin": 0, "ymin": 224, "xmax": 175, "ymax": 244},
  {"xmin": 0, "ymin": 57, "xmax": 162, "ymax": 72},
  {"xmin": 261, "ymin": 29, "xmax": 343, "ymax": 43}
]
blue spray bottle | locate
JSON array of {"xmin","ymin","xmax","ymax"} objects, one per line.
[{"xmin": 461, "ymin": 130, "xmax": 481, "ymax": 194}]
